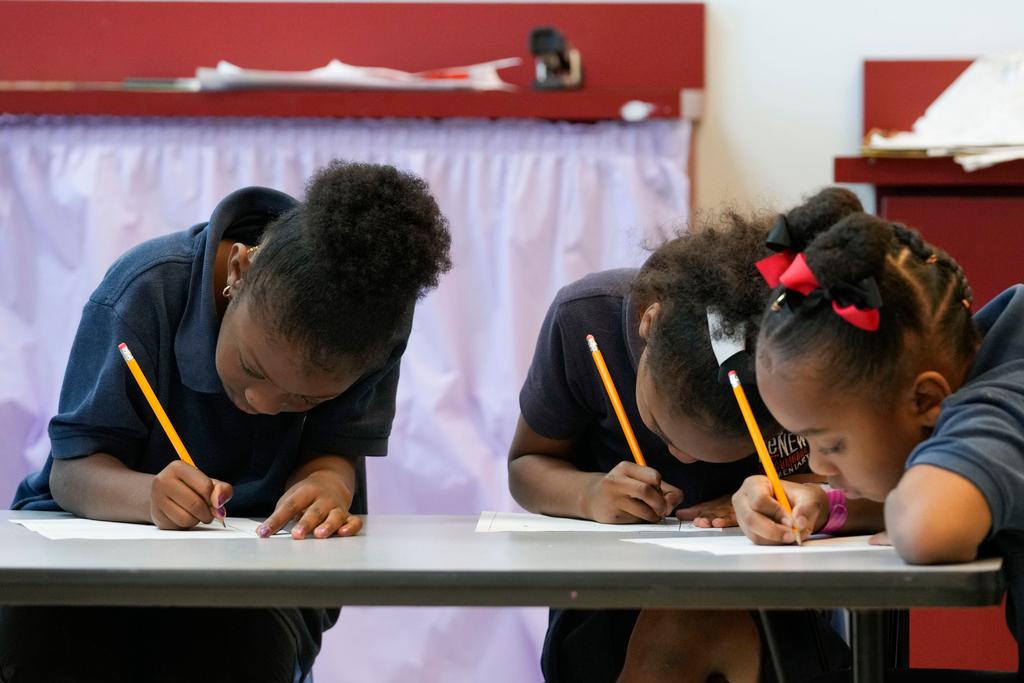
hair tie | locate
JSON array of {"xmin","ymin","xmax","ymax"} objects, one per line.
[{"xmin": 773, "ymin": 254, "xmax": 883, "ymax": 332}]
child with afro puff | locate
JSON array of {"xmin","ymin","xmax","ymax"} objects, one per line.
[{"xmin": 3, "ymin": 161, "xmax": 452, "ymax": 682}]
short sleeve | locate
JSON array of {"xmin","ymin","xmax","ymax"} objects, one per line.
[
  {"xmin": 47, "ymin": 301, "xmax": 155, "ymax": 466},
  {"xmin": 299, "ymin": 307, "xmax": 414, "ymax": 458},
  {"xmin": 906, "ymin": 372, "xmax": 1024, "ymax": 535},
  {"xmin": 519, "ymin": 298, "xmax": 593, "ymax": 440},
  {"xmin": 299, "ymin": 358, "xmax": 401, "ymax": 457}
]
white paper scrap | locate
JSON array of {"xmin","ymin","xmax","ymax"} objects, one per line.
[
  {"xmin": 196, "ymin": 58, "xmax": 520, "ymax": 92},
  {"xmin": 622, "ymin": 534, "xmax": 892, "ymax": 555},
  {"xmin": 10, "ymin": 517, "xmax": 288, "ymax": 541},
  {"xmin": 475, "ymin": 511, "xmax": 722, "ymax": 533}
]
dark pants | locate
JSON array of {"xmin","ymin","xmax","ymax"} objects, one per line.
[
  {"xmin": 0, "ymin": 606, "xmax": 300, "ymax": 683},
  {"xmin": 542, "ymin": 608, "xmax": 850, "ymax": 683}
]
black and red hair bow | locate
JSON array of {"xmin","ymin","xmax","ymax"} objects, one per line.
[
  {"xmin": 755, "ymin": 218, "xmax": 883, "ymax": 332},
  {"xmin": 755, "ymin": 215, "xmax": 798, "ymax": 285}
]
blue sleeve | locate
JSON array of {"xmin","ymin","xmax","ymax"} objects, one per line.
[
  {"xmin": 518, "ymin": 298, "xmax": 593, "ymax": 440},
  {"xmin": 906, "ymin": 372, "xmax": 1024, "ymax": 535},
  {"xmin": 299, "ymin": 359, "xmax": 400, "ymax": 457},
  {"xmin": 299, "ymin": 308, "xmax": 414, "ymax": 458},
  {"xmin": 47, "ymin": 301, "xmax": 155, "ymax": 466}
]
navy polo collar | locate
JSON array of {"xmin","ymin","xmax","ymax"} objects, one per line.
[
  {"xmin": 622, "ymin": 290, "xmax": 645, "ymax": 371},
  {"xmin": 174, "ymin": 187, "xmax": 297, "ymax": 393}
]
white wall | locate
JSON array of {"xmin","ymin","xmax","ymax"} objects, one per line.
[{"xmin": 696, "ymin": 0, "xmax": 1024, "ymax": 214}]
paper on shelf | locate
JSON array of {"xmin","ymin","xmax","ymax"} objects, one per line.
[
  {"xmin": 864, "ymin": 52, "xmax": 1024, "ymax": 170},
  {"xmin": 196, "ymin": 58, "xmax": 520, "ymax": 92},
  {"xmin": 475, "ymin": 511, "xmax": 723, "ymax": 533},
  {"xmin": 622, "ymin": 534, "xmax": 892, "ymax": 556},
  {"xmin": 10, "ymin": 517, "xmax": 287, "ymax": 540}
]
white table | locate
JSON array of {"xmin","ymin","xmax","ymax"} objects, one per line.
[{"xmin": 0, "ymin": 512, "xmax": 1005, "ymax": 682}]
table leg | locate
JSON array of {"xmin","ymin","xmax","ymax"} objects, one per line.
[
  {"xmin": 851, "ymin": 609, "xmax": 886, "ymax": 683},
  {"xmin": 757, "ymin": 610, "xmax": 789, "ymax": 683}
]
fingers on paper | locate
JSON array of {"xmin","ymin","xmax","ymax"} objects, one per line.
[
  {"xmin": 209, "ymin": 480, "xmax": 233, "ymax": 522},
  {"xmin": 609, "ymin": 462, "xmax": 672, "ymax": 519},
  {"xmin": 869, "ymin": 531, "xmax": 891, "ymax": 546},
  {"xmin": 733, "ymin": 476, "xmax": 794, "ymax": 544}
]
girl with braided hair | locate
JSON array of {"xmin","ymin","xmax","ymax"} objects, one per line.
[{"xmin": 734, "ymin": 192, "xmax": 1024, "ymax": 674}]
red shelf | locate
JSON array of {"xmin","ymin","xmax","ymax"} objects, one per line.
[
  {"xmin": 0, "ymin": 88, "xmax": 683, "ymax": 122},
  {"xmin": 0, "ymin": 2, "xmax": 704, "ymax": 121},
  {"xmin": 835, "ymin": 156, "xmax": 1024, "ymax": 188}
]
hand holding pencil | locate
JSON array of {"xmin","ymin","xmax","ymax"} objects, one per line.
[
  {"xmin": 119, "ymin": 342, "xmax": 232, "ymax": 530},
  {"xmin": 585, "ymin": 334, "xmax": 682, "ymax": 522},
  {"xmin": 727, "ymin": 370, "xmax": 803, "ymax": 545}
]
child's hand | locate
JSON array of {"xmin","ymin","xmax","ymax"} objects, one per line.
[
  {"xmin": 149, "ymin": 460, "xmax": 233, "ymax": 530},
  {"xmin": 583, "ymin": 461, "xmax": 682, "ymax": 524},
  {"xmin": 260, "ymin": 469, "xmax": 362, "ymax": 540},
  {"xmin": 675, "ymin": 493, "xmax": 737, "ymax": 528},
  {"xmin": 732, "ymin": 476, "xmax": 827, "ymax": 545}
]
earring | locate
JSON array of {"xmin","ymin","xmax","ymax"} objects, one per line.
[
  {"xmin": 222, "ymin": 284, "xmax": 232, "ymax": 298},
  {"xmin": 247, "ymin": 245, "xmax": 259, "ymax": 259}
]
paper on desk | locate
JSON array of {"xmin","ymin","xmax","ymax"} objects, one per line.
[
  {"xmin": 10, "ymin": 517, "xmax": 287, "ymax": 540},
  {"xmin": 196, "ymin": 58, "xmax": 520, "ymax": 92},
  {"xmin": 622, "ymin": 534, "xmax": 891, "ymax": 555},
  {"xmin": 475, "ymin": 511, "xmax": 723, "ymax": 533}
]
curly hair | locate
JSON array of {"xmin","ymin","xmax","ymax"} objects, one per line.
[
  {"xmin": 242, "ymin": 161, "xmax": 452, "ymax": 373},
  {"xmin": 632, "ymin": 188, "xmax": 865, "ymax": 437},
  {"xmin": 758, "ymin": 189, "xmax": 978, "ymax": 397}
]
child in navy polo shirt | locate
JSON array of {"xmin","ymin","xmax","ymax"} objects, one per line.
[
  {"xmin": 735, "ymin": 202, "xmax": 1024, "ymax": 677},
  {"xmin": 1, "ymin": 161, "xmax": 451, "ymax": 682},
  {"xmin": 510, "ymin": 189, "xmax": 878, "ymax": 683}
]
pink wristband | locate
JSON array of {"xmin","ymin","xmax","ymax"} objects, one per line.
[{"xmin": 820, "ymin": 488, "xmax": 848, "ymax": 534}]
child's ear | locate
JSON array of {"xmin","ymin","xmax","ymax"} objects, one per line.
[
  {"xmin": 910, "ymin": 371, "xmax": 953, "ymax": 428},
  {"xmin": 638, "ymin": 303, "xmax": 661, "ymax": 341},
  {"xmin": 226, "ymin": 242, "xmax": 257, "ymax": 291}
]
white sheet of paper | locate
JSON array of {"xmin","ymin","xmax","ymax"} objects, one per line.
[
  {"xmin": 475, "ymin": 511, "xmax": 722, "ymax": 533},
  {"xmin": 10, "ymin": 517, "xmax": 287, "ymax": 541},
  {"xmin": 622, "ymin": 534, "xmax": 891, "ymax": 555}
]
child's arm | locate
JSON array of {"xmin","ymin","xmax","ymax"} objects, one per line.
[
  {"xmin": 733, "ymin": 476, "xmax": 884, "ymax": 544},
  {"xmin": 259, "ymin": 454, "xmax": 362, "ymax": 539},
  {"xmin": 50, "ymin": 453, "xmax": 230, "ymax": 529},
  {"xmin": 885, "ymin": 464, "xmax": 991, "ymax": 564},
  {"xmin": 508, "ymin": 416, "xmax": 681, "ymax": 523}
]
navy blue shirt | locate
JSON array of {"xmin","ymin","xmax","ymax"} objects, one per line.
[
  {"xmin": 520, "ymin": 268, "xmax": 810, "ymax": 506},
  {"xmin": 906, "ymin": 285, "xmax": 1024, "ymax": 669},
  {"xmin": 11, "ymin": 186, "xmax": 412, "ymax": 673},
  {"xmin": 14, "ymin": 186, "xmax": 408, "ymax": 514}
]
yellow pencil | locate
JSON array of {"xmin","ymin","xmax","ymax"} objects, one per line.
[
  {"xmin": 118, "ymin": 342, "xmax": 223, "ymax": 526},
  {"xmin": 727, "ymin": 370, "xmax": 802, "ymax": 545},
  {"xmin": 119, "ymin": 342, "xmax": 196, "ymax": 467},
  {"xmin": 586, "ymin": 334, "xmax": 647, "ymax": 467}
]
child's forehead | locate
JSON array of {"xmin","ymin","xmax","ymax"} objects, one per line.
[{"xmin": 233, "ymin": 304, "xmax": 355, "ymax": 396}]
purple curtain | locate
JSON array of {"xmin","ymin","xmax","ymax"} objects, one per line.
[{"xmin": 0, "ymin": 114, "xmax": 691, "ymax": 682}]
